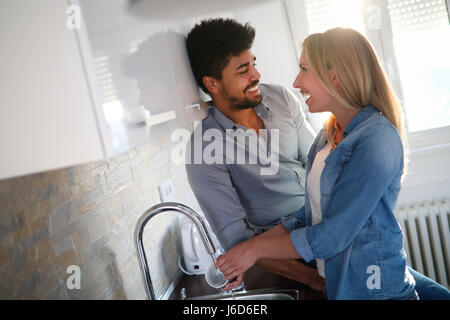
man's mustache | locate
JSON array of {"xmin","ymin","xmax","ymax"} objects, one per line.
[{"xmin": 244, "ymin": 80, "xmax": 259, "ymax": 93}]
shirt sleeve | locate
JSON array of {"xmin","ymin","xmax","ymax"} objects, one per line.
[
  {"xmin": 289, "ymin": 125, "xmax": 404, "ymax": 262},
  {"xmin": 186, "ymin": 161, "xmax": 255, "ymax": 251},
  {"xmin": 281, "ymin": 206, "xmax": 307, "ymax": 232},
  {"xmin": 284, "ymin": 88, "xmax": 316, "ymax": 167}
]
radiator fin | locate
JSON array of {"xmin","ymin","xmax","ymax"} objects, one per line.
[{"xmin": 395, "ymin": 198, "xmax": 450, "ymax": 289}]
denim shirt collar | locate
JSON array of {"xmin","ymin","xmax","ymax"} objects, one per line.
[
  {"xmin": 210, "ymin": 99, "xmax": 271, "ymax": 132},
  {"xmin": 343, "ymin": 104, "xmax": 379, "ymax": 138}
]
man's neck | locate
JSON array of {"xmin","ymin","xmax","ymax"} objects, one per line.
[{"xmin": 215, "ymin": 102, "xmax": 265, "ymax": 133}]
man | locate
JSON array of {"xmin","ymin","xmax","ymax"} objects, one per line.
[{"xmin": 185, "ymin": 18, "xmax": 324, "ymax": 291}]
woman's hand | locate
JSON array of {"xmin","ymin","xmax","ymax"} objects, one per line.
[
  {"xmin": 215, "ymin": 224, "xmax": 301, "ymax": 291},
  {"xmin": 216, "ymin": 238, "xmax": 259, "ymax": 289}
]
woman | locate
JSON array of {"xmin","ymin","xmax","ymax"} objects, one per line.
[{"xmin": 217, "ymin": 27, "xmax": 423, "ymax": 299}]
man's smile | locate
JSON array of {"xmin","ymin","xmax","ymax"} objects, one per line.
[{"xmin": 245, "ymin": 81, "xmax": 260, "ymax": 96}]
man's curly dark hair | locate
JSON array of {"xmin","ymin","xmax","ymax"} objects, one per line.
[{"xmin": 186, "ymin": 18, "xmax": 256, "ymax": 94}]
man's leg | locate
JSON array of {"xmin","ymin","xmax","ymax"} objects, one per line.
[
  {"xmin": 408, "ymin": 266, "xmax": 450, "ymax": 300},
  {"xmin": 256, "ymin": 258, "xmax": 326, "ymax": 292}
]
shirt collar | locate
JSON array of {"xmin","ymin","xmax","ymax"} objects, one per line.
[
  {"xmin": 209, "ymin": 98, "xmax": 271, "ymax": 131},
  {"xmin": 343, "ymin": 104, "xmax": 379, "ymax": 137},
  {"xmin": 209, "ymin": 105, "xmax": 236, "ymax": 130},
  {"xmin": 255, "ymin": 100, "xmax": 271, "ymax": 118}
]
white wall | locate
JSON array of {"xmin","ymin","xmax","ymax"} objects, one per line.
[
  {"xmin": 234, "ymin": 1, "xmax": 299, "ymax": 89},
  {"xmin": 398, "ymin": 127, "xmax": 450, "ymax": 205}
]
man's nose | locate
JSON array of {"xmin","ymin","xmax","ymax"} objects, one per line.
[{"xmin": 250, "ymin": 66, "xmax": 261, "ymax": 81}]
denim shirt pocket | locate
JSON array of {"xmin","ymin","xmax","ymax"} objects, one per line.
[{"xmin": 321, "ymin": 146, "xmax": 351, "ymax": 197}]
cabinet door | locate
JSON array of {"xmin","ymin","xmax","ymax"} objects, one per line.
[
  {"xmin": 76, "ymin": 0, "xmax": 208, "ymax": 157},
  {"xmin": 165, "ymin": 31, "xmax": 208, "ymax": 126},
  {"xmin": 0, "ymin": 0, "xmax": 104, "ymax": 180},
  {"xmin": 235, "ymin": 1, "xmax": 299, "ymax": 89}
]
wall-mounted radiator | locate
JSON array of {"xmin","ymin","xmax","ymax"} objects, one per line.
[{"xmin": 395, "ymin": 198, "xmax": 450, "ymax": 289}]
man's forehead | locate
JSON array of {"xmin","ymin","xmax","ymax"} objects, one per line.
[{"xmin": 226, "ymin": 50, "xmax": 255, "ymax": 68}]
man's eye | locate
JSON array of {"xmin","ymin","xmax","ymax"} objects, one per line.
[{"xmin": 239, "ymin": 63, "xmax": 256, "ymax": 74}]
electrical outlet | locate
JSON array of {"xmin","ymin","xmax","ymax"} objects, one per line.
[{"xmin": 158, "ymin": 179, "xmax": 175, "ymax": 202}]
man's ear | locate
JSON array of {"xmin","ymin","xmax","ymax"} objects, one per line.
[{"xmin": 203, "ymin": 76, "xmax": 220, "ymax": 94}]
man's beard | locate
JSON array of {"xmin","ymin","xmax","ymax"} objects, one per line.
[
  {"xmin": 230, "ymin": 95, "xmax": 262, "ymax": 110},
  {"xmin": 222, "ymin": 81, "xmax": 263, "ymax": 110}
]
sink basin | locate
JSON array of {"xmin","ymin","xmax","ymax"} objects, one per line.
[
  {"xmin": 220, "ymin": 292, "xmax": 295, "ymax": 300},
  {"xmin": 187, "ymin": 288, "xmax": 299, "ymax": 300}
]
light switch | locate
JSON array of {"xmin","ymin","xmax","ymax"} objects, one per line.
[{"xmin": 158, "ymin": 179, "xmax": 175, "ymax": 202}]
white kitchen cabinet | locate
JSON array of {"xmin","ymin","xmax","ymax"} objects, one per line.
[
  {"xmin": 235, "ymin": 0, "xmax": 300, "ymax": 90},
  {"xmin": 70, "ymin": 0, "xmax": 209, "ymax": 156},
  {"xmin": 0, "ymin": 0, "xmax": 104, "ymax": 180}
]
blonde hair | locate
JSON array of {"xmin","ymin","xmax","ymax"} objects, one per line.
[{"xmin": 302, "ymin": 28, "xmax": 408, "ymax": 176}]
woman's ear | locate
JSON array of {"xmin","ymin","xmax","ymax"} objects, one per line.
[
  {"xmin": 330, "ymin": 70, "xmax": 339, "ymax": 87},
  {"xmin": 203, "ymin": 76, "xmax": 220, "ymax": 94}
]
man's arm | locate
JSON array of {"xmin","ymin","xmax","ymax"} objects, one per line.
[
  {"xmin": 186, "ymin": 161, "xmax": 255, "ymax": 251},
  {"xmin": 256, "ymin": 259, "xmax": 326, "ymax": 292}
]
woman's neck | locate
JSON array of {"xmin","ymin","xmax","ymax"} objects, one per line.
[
  {"xmin": 330, "ymin": 104, "xmax": 360, "ymax": 145},
  {"xmin": 333, "ymin": 107, "xmax": 359, "ymax": 130}
]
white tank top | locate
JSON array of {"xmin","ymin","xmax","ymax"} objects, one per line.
[{"xmin": 306, "ymin": 142, "xmax": 332, "ymax": 278}]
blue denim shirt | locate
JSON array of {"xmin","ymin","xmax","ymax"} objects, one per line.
[{"xmin": 282, "ymin": 105, "xmax": 417, "ymax": 300}]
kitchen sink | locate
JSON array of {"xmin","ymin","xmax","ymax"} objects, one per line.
[{"xmin": 187, "ymin": 288, "xmax": 299, "ymax": 300}]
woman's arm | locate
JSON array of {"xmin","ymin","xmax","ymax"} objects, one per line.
[{"xmin": 219, "ymin": 224, "xmax": 313, "ymax": 291}]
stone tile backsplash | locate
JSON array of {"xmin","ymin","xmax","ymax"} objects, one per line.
[{"xmin": 0, "ymin": 136, "xmax": 197, "ymax": 299}]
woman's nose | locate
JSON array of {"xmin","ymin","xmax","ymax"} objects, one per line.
[{"xmin": 293, "ymin": 72, "xmax": 301, "ymax": 89}]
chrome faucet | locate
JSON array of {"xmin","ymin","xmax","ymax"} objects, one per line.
[{"xmin": 134, "ymin": 202, "xmax": 217, "ymax": 300}]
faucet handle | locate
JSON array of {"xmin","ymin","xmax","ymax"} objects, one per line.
[
  {"xmin": 232, "ymin": 281, "xmax": 246, "ymax": 293},
  {"xmin": 180, "ymin": 287, "xmax": 187, "ymax": 300}
]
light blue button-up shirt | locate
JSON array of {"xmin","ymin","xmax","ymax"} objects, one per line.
[
  {"xmin": 186, "ymin": 84, "xmax": 316, "ymax": 250},
  {"xmin": 282, "ymin": 105, "xmax": 417, "ymax": 300}
]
